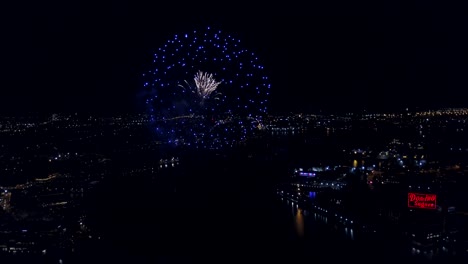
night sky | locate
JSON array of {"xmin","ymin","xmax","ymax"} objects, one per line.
[{"xmin": 2, "ymin": 1, "xmax": 468, "ymax": 115}]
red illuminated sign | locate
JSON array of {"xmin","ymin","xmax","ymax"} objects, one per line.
[{"xmin": 408, "ymin": 192, "xmax": 437, "ymax": 209}]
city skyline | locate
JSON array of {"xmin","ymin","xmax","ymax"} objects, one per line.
[
  {"xmin": 2, "ymin": 2, "xmax": 468, "ymax": 262},
  {"xmin": 1, "ymin": 107, "xmax": 468, "ymax": 262}
]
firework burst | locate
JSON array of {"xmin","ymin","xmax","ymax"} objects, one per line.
[{"xmin": 142, "ymin": 26, "xmax": 271, "ymax": 149}]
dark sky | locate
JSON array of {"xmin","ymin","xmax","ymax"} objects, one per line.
[{"xmin": 2, "ymin": 1, "xmax": 468, "ymax": 115}]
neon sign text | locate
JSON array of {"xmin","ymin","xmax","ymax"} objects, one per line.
[{"xmin": 408, "ymin": 192, "xmax": 437, "ymax": 209}]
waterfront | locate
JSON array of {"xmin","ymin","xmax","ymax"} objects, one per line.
[
  {"xmin": 77, "ymin": 147, "xmax": 464, "ymax": 264},
  {"xmin": 1, "ymin": 112, "xmax": 468, "ymax": 263}
]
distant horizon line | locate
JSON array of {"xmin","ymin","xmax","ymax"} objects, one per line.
[{"xmin": 1, "ymin": 107, "xmax": 468, "ymax": 117}]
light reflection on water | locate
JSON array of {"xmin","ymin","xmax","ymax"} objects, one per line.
[
  {"xmin": 294, "ymin": 208, "xmax": 305, "ymax": 237},
  {"xmin": 345, "ymin": 227, "xmax": 354, "ymax": 240},
  {"xmin": 286, "ymin": 200, "xmax": 356, "ymax": 242},
  {"xmin": 312, "ymin": 211, "xmax": 328, "ymax": 225},
  {"xmin": 278, "ymin": 198, "xmax": 436, "ymax": 262}
]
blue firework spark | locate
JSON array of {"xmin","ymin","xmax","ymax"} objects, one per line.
[{"xmin": 143, "ymin": 26, "xmax": 271, "ymax": 149}]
